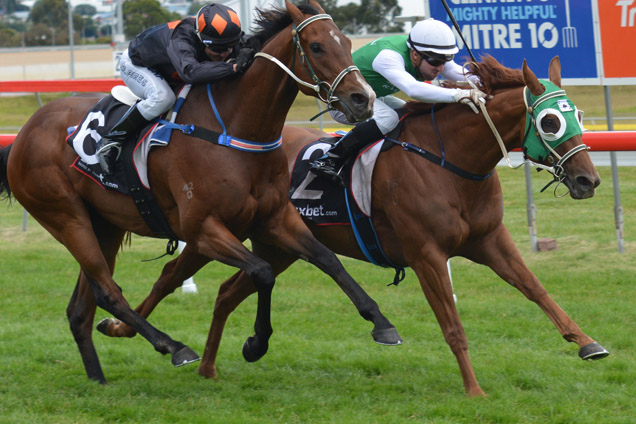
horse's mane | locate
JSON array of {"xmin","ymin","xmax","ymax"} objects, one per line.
[
  {"xmin": 246, "ymin": 4, "xmax": 320, "ymax": 50},
  {"xmin": 471, "ymin": 55, "xmax": 524, "ymax": 93},
  {"xmin": 405, "ymin": 55, "xmax": 524, "ymax": 116}
]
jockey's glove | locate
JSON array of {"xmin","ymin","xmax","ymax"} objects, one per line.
[
  {"xmin": 453, "ymin": 88, "xmax": 488, "ymax": 114},
  {"xmin": 235, "ymin": 48, "xmax": 256, "ymax": 73}
]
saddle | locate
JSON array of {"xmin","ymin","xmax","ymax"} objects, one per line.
[
  {"xmin": 289, "ymin": 124, "xmax": 406, "ymax": 285},
  {"xmin": 67, "ymin": 88, "xmax": 180, "ymax": 243}
]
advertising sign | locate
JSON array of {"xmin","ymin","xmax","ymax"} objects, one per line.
[
  {"xmin": 598, "ymin": 0, "xmax": 636, "ymax": 84},
  {"xmin": 427, "ymin": 0, "xmax": 600, "ymax": 84}
]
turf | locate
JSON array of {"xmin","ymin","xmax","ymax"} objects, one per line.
[{"xmin": 1, "ymin": 165, "xmax": 635, "ymax": 423}]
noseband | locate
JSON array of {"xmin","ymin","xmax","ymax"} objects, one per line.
[
  {"xmin": 521, "ymin": 86, "xmax": 589, "ymax": 178},
  {"xmin": 466, "ymin": 75, "xmax": 588, "ymax": 195},
  {"xmin": 253, "ymin": 13, "xmax": 360, "ymax": 108}
]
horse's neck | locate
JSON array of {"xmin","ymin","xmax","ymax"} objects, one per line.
[
  {"xmin": 192, "ymin": 33, "xmax": 302, "ymax": 143},
  {"xmin": 487, "ymin": 87, "xmax": 528, "ymax": 154},
  {"xmin": 441, "ymin": 88, "xmax": 527, "ymax": 174}
]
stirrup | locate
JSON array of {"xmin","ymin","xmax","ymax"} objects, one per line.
[
  {"xmin": 96, "ymin": 141, "xmax": 122, "ymax": 174},
  {"xmin": 310, "ymin": 159, "xmax": 345, "ymax": 187}
]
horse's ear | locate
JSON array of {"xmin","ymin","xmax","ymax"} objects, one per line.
[
  {"xmin": 548, "ymin": 56, "xmax": 562, "ymax": 88},
  {"xmin": 285, "ymin": 0, "xmax": 304, "ymax": 23},
  {"xmin": 523, "ymin": 59, "xmax": 545, "ymax": 96},
  {"xmin": 308, "ymin": 0, "xmax": 326, "ymax": 13}
]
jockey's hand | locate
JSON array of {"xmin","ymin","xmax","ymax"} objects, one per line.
[
  {"xmin": 235, "ymin": 48, "xmax": 256, "ymax": 73},
  {"xmin": 453, "ymin": 88, "xmax": 488, "ymax": 114}
]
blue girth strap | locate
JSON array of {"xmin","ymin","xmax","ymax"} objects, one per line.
[
  {"xmin": 344, "ymin": 187, "xmax": 406, "ymax": 286},
  {"xmin": 157, "ymin": 84, "xmax": 282, "ymax": 153}
]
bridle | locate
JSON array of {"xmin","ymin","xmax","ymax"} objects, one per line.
[
  {"xmin": 466, "ymin": 74, "xmax": 588, "ymax": 196},
  {"xmin": 521, "ymin": 86, "xmax": 588, "ymax": 178},
  {"xmin": 253, "ymin": 13, "xmax": 360, "ymax": 109}
]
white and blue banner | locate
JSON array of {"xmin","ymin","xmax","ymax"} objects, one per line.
[{"xmin": 427, "ymin": 0, "xmax": 601, "ymax": 84}]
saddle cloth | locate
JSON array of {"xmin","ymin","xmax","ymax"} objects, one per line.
[
  {"xmin": 289, "ymin": 137, "xmax": 405, "ymax": 280},
  {"xmin": 289, "ymin": 137, "xmax": 383, "ymax": 224},
  {"xmin": 66, "ymin": 88, "xmax": 180, "ymax": 194}
]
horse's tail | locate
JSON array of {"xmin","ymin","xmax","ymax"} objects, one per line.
[{"xmin": 0, "ymin": 144, "xmax": 13, "ymax": 201}]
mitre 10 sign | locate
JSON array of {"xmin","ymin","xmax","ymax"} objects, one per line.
[{"xmin": 427, "ymin": 0, "xmax": 636, "ymax": 85}]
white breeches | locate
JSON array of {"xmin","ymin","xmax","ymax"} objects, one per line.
[
  {"xmin": 118, "ymin": 49, "xmax": 176, "ymax": 120},
  {"xmin": 329, "ymin": 95, "xmax": 407, "ymax": 133}
]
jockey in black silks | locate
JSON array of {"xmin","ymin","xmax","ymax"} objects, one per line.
[{"xmin": 96, "ymin": 3, "xmax": 256, "ymax": 174}]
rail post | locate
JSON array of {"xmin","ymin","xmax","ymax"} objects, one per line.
[{"xmin": 605, "ymin": 86, "xmax": 624, "ymax": 253}]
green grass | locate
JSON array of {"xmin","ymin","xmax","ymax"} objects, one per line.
[{"xmin": 2, "ymin": 166, "xmax": 636, "ymax": 423}]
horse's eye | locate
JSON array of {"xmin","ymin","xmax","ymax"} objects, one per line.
[
  {"xmin": 541, "ymin": 115, "xmax": 560, "ymax": 134},
  {"xmin": 309, "ymin": 43, "xmax": 323, "ymax": 54}
]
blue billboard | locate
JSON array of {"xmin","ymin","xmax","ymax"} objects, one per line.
[{"xmin": 427, "ymin": 0, "xmax": 600, "ymax": 83}]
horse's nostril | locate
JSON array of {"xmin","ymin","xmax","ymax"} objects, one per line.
[
  {"xmin": 576, "ymin": 176, "xmax": 595, "ymax": 190},
  {"xmin": 350, "ymin": 93, "xmax": 368, "ymax": 108}
]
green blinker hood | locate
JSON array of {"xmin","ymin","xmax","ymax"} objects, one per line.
[{"xmin": 522, "ymin": 80, "xmax": 583, "ymax": 162}]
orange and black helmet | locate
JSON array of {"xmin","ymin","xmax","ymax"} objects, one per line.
[{"xmin": 195, "ymin": 3, "xmax": 242, "ymax": 49}]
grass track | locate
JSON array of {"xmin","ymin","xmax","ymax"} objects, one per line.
[{"xmin": 1, "ymin": 165, "xmax": 636, "ymax": 423}]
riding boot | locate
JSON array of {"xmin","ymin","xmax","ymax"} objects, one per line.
[
  {"xmin": 310, "ymin": 119, "xmax": 385, "ymax": 185},
  {"xmin": 96, "ymin": 103, "xmax": 149, "ymax": 174}
]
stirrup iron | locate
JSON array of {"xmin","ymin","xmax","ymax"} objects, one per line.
[{"xmin": 96, "ymin": 141, "xmax": 122, "ymax": 174}]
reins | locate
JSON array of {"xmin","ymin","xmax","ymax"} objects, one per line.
[
  {"xmin": 385, "ymin": 108, "xmax": 494, "ymax": 181},
  {"xmin": 253, "ymin": 13, "xmax": 360, "ymax": 109},
  {"xmin": 465, "ymin": 71, "xmax": 589, "ymax": 195}
]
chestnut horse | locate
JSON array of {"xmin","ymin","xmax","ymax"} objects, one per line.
[
  {"xmin": 0, "ymin": 1, "xmax": 404, "ymax": 384},
  {"xmin": 101, "ymin": 56, "xmax": 609, "ymax": 394}
]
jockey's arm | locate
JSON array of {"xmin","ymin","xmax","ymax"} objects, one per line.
[
  {"xmin": 167, "ymin": 37, "xmax": 235, "ymax": 84},
  {"xmin": 372, "ymin": 49, "xmax": 459, "ymax": 103},
  {"xmin": 440, "ymin": 60, "xmax": 481, "ymax": 85}
]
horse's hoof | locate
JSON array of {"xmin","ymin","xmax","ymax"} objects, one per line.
[
  {"xmin": 372, "ymin": 326, "xmax": 403, "ymax": 346},
  {"xmin": 242, "ymin": 336, "xmax": 268, "ymax": 363},
  {"xmin": 96, "ymin": 317, "xmax": 136, "ymax": 337},
  {"xmin": 579, "ymin": 342, "xmax": 609, "ymax": 360},
  {"xmin": 172, "ymin": 346, "xmax": 200, "ymax": 367},
  {"xmin": 96, "ymin": 318, "xmax": 116, "ymax": 336}
]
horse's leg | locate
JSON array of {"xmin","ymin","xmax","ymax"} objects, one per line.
[
  {"xmin": 408, "ymin": 251, "xmax": 486, "ymax": 397},
  {"xmin": 199, "ymin": 241, "xmax": 297, "ymax": 379},
  {"xmin": 66, "ymin": 217, "xmax": 125, "ymax": 383},
  {"xmin": 256, "ymin": 203, "xmax": 401, "ymax": 347},
  {"xmin": 466, "ymin": 224, "xmax": 609, "ymax": 360},
  {"xmin": 97, "ymin": 245, "xmax": 211, "ymax": 338},
  {"xmin": 187, "ymin": 220, "xmax": 283, "ymax": 364},
  {"xmin": 67, "ymin": 271, "xmax": 105, "ymax": 383},
  {"xmin": 28, "ymin": 201, "xmax": 200, "ymax": 371}
]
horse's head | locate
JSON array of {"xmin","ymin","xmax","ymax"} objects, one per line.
[
  {"xmin": 282, "ymin": 0, "xmax": 375, "ymax": 122},
  {"xmin": 521, "ymin": 57, "xmax": 600, "ymax": 199}
]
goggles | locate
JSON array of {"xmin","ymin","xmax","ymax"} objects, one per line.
[
  {"xmin": 206, "ymin": 44, "xmax": 235, "ymax": 54},
  {"xmin": 418, "ymin": 51, "xmax": 453, "ymax": 67}
]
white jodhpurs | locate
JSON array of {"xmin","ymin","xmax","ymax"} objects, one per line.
[
  {"xmin": 330, "ymin": 95, "xmax": 407, "ymax": 133},
  {"xmin": 118, "ymin": 49, "xmax": 176, "ymax": 120}
]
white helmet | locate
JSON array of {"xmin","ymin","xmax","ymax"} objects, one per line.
[{"xmin": 407, "ymin": 18, "xmax": 459, "ymax": 60}]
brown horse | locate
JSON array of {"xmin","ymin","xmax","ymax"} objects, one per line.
[
  {"xmin": 102, "ymin": 56, "xmax": 609, "ymax": 394},
  {"xmin": 0, "ymin": 1, "xmax": 404, "ymax": 384}
]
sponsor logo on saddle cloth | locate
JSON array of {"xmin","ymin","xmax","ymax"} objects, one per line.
[
  {"xmin": 289, "ymin": 137, "xmax": 383, "ymax": 225},
  {"xmin": 66, "ymin": 86, "xmax": 188, "ymax": 193}
]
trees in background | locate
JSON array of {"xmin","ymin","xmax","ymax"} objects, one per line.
[
  {"xmin": 0, "ymin": 0, "xmax": 404, "ymax": 48},
  {"xmin": 123, "ymin": 0, "xmax": 180, "ymax": 39},
  {"xmin": 323, "ymin": 0, "xmax": 403, "ymax": 35},
  {"xmin": 27, "ymin": 0, "xmax": 71, "ymax": 45}
]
